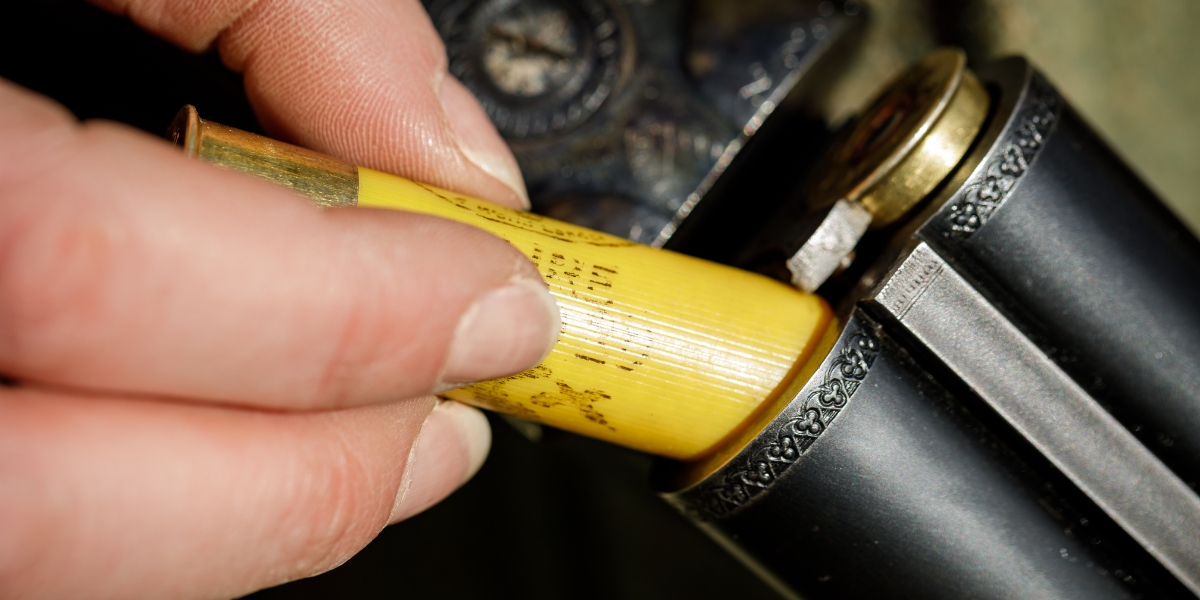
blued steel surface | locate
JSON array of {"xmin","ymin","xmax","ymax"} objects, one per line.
[
  {"xmin": 659, "ymin": 55, "xmax": 1200, "ymax": 599},
  {"xmin": 869, "ymin": 242, "xmax": 1200, "ymax": 595},
  {"xmin": 661, "ymin": 311, "xmax": 1189, "ymax": 599},
  {"xmin": 920, "ymin": 57, "xmax": 1200, "ymax": 489}
]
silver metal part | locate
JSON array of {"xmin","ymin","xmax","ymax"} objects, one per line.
[
  {"xmin": 785, "ymin": 198, "xmax": 871, "ymax": 292},
  {"xmin": 868, "ymin": 242, "xmax": 1200, "ymax": 596}
]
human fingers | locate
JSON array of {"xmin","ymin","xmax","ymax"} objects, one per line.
[
  {"xmin": 0, "ymin": 387, "xmax": 489, "ymax": 599},
  {"xmin": 90, "ymin": 0, "xmax": 528, "ymax": 209},
  {"xmin": 0, "ymin": 81, "xmax": 559, "ymax": 410}
]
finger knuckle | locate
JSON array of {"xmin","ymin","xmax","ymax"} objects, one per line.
[
  {"xmin": 0, "ymin": 203, "xmax": 127, "ymax": 365},
  {"xmin": 280, "ymin": 434, "xmax": 390, "ymax": 577}
]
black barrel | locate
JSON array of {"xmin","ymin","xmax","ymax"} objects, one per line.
[
  {"xmin": 918, "ymin": 57, "xmax": 1200, "ymax": 487},
  {"xmin": 658, "ymin": 310, "xmax": 1189, "ymax": 599},
  {"xmin": 657, "ymin": 55, "xmax": 1200, "ymax": 599}
]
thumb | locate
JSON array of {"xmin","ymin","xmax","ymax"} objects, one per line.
[{"xmin": 88, "ymin": 0, "xmax": 529, "ymax": 209}]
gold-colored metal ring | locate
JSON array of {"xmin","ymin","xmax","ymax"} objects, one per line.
[
  {"xmin": 805, "ymin": 47, "xmax": 990, "ymax": 228},
  {"xmin": 168, "ymin": 105, "xmax": 359, "ymax": 208}
]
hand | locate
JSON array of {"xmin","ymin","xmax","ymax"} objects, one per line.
[{"xmin": 0, "ymin": 1, "xmax": 560, "ymax": 598}]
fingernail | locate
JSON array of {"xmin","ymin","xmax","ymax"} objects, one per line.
[
  {"xmin": 390, "ymin": 400, "xmax": 491, "ymax": 523},
  {"xmin": 439, "ymin": 277, "xmax": 560, "ymax": 387},
  {"xmin": 439, "ymin": 75, "xmax": 530, "ymax": 209}
]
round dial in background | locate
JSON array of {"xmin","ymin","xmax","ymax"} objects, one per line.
[{"xmin": 439, "ymin": 0, "xmax": 632, "ymax": 141}]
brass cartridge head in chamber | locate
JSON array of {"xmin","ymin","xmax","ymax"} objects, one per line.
[
  {"xmin": 779, "ymin": 48, "xmax": 990, "ymax": 292},
  {"xmin": 807, "ymin": 47, "xmax": 989, "ymax": 227}
]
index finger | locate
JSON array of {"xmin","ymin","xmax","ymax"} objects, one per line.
[{"xmin": 0, "ymin": 81, "xmax": 559, "ymax": 410}]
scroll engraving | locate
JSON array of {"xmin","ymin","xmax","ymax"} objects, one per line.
[
  {"xmin": 944, "ymin": 75, "xmax": 1061, "ymax": 236},
  {"xmin": 684, "ymin": 329, "xmax": 879, "ymax": 520}
]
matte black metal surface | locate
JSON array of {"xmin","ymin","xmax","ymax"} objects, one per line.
[
  {"xmin": 659, "ymin": 55, "xmax": 1200, "ymax": 600},
  {"xmin": 662, "ymin": 312, "xmax": 1188, "ymax": 599},
  {"xmin": 920, "ymin": 58, "xmax": 1200, "ymax": 487},
  {"xmin": 868, "ymin": 242, "xmax": 1200, "ymax": 593}
]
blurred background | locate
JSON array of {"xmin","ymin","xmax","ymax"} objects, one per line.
[
  {"xmin": 820, "ymin": 0, "xmax": 1200, "ymax": 233},
  {"xmin": 1, "ymin": 1, "xmax": 1196, "ymax": 598}
]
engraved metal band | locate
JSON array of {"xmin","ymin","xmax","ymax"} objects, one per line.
[
  {"xmin": 669, "ymin": 324, "xmax": 879, "ymax": 521},
  {"xmin": 942, "ymin": 72, "xmax": 1061, "ymax": 238}
]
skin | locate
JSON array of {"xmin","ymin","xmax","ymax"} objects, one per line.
[{"xmin": 0, "ymin": 1, "xmax": 560, "ymax": 598}]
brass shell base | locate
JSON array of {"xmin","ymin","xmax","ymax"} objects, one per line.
[{"xmin": 806, "ymin": 48, "xmax": 990, "ymax": 228}]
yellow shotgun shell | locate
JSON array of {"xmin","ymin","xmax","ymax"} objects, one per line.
[{"xmin": 171, "ymin": 106, "xmax": 835, "ymax": 460}]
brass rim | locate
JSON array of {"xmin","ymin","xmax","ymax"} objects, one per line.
[
  {"xmin": 805, "ymin": 47, "xmax": 990, "ymax": 228},
  {"xmin": 169, "ymin": 105, "xmax": 359, "ymax": 208}
]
